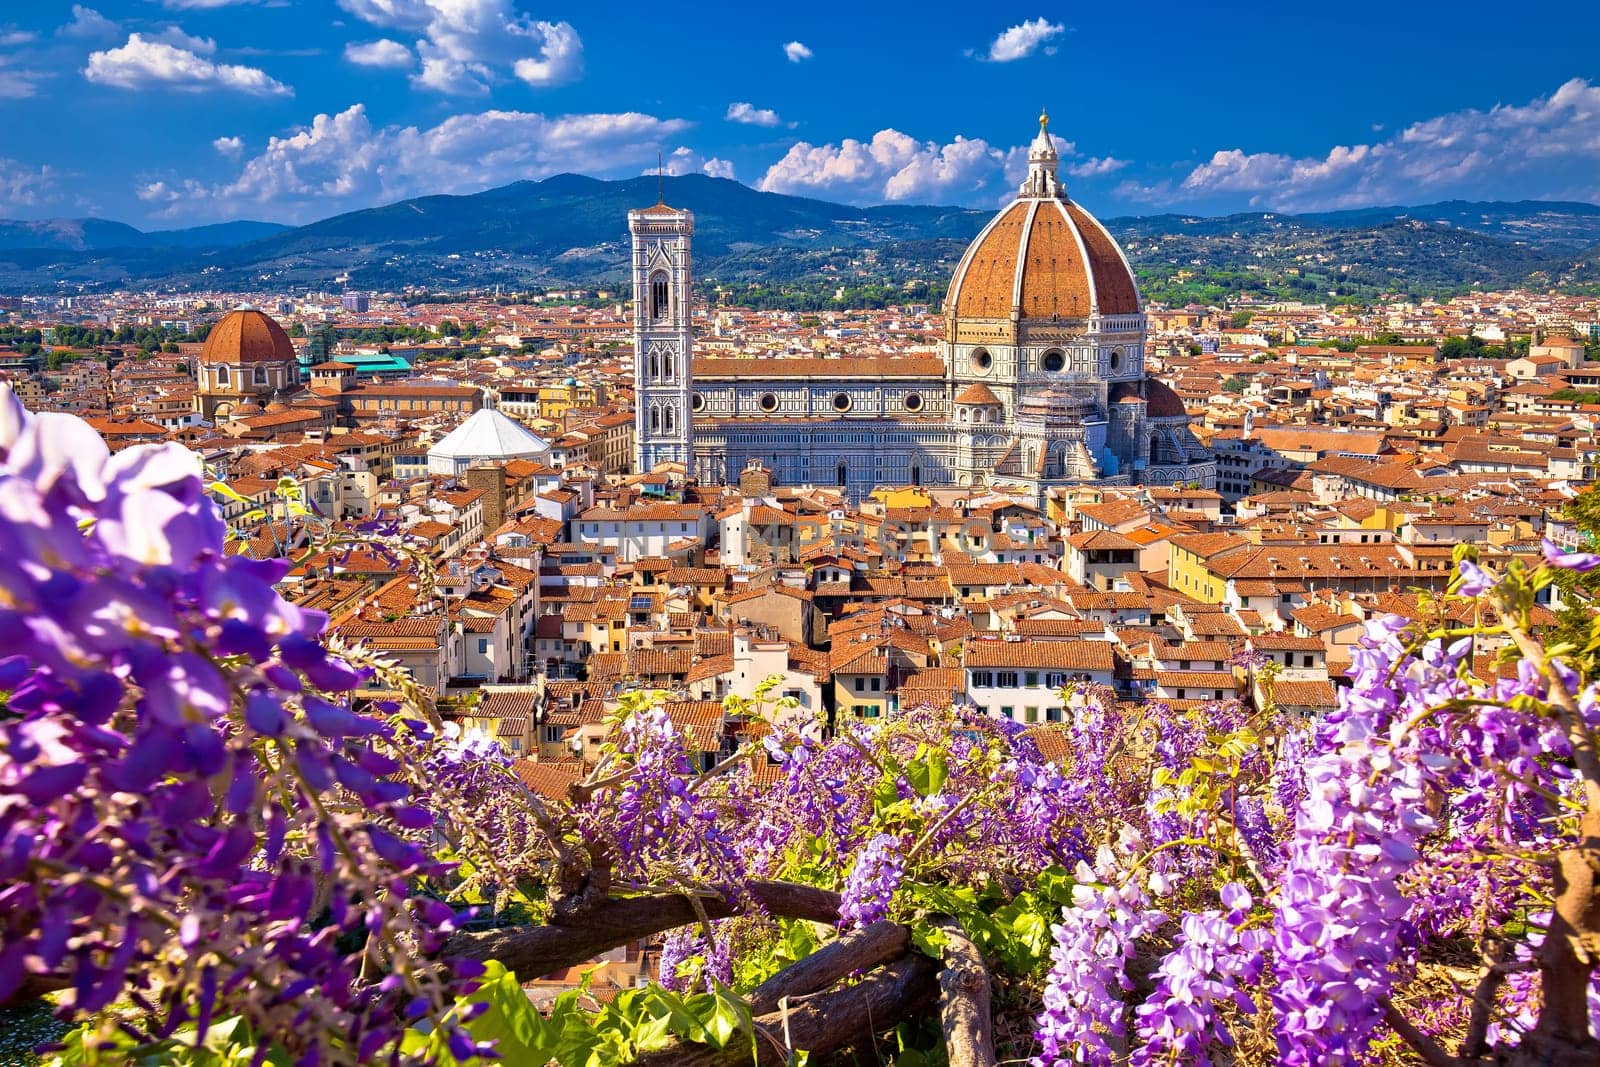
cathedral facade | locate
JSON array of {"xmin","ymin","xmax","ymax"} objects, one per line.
[{"xmin": 628, "ymin": 113, "xmax": 1215, "ymax": 502}]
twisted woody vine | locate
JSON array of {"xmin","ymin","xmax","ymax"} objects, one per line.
[{"xmin": 8, "ymin": 384, "xmax": 1600, "ymax": 1065}]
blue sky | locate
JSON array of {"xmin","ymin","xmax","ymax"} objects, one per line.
[{"xmin": 1, "ymin": 0, "xmax": 1598, "ymax": 227}]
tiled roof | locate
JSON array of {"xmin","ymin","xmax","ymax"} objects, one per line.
[{"xmin": 964, "ymin": 639, "xmax": 1116, "ymax": 671}]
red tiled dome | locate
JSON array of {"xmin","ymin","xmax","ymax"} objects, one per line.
[
  {"xmin": 1145, "ymin": 379, "xmax": 1188, "ymax": 419},
  {"xmin": 201, "ymin": 308, "xmax": 295, "ymax": 365},
  {"xmin": 946, "ymin": 198, "xmax": 1140, "ymax": 321}
]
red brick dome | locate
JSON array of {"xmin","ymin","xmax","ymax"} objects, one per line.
[
  {"xmin": 1145, "ymin": 379, "xmax": 1189, "ymax": 419},
  {"xmin": 946, "ymin": 198, "xmax": 1140, "ymax": 323},
  {"xmin": 202, "ymin": 308, "xmax": 295, "ymax": 365}
]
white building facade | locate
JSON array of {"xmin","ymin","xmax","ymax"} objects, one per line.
[{"xmin": 631, "ymin": 112, "xmax": 1214, "ymax": 502}]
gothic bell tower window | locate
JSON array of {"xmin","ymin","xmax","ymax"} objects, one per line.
[{"xmin": 650, "ymin": 272, "xmax": 669, "ymax": 321}]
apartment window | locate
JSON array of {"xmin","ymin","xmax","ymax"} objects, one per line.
[
  {"xmin": 543, "ymin": 726, "xmax": 562, "ymax": 743},
  {"xmin": 1000, "ymin": 706, "xmax": 1014, "ymax": 719},
  {"xmin": 1025, "ymin": 707, "xmax": 1039, "ymax": 724},
  {"xmin": 1024, "ymin": 671, "xmax": 1039, "ymax": 688},
  {"xmin": 996, "ymin": 671, "xmax": 1019, "ymax": 688},
  {"xmin": 870, "ymin": 678, "xmax": 881, "ymax": 692},
  {"xmin": 1302, "ymin": 654, "xmax": 1314, "ymax": 667},
  {"xmin": 853, "ymin": 677, "xmax": 865, "ymax": 693},
  {"xmin": 971, "ymin": 670, "xmax": 994, "ymax": 688},
  {"xmin": 1046, "ymin": 707, "xmax": 1063, "ymax": 723},
  {"xmin": 1046, "ymin": 672, "xmax": 1068, "ymax": 689},
  {"xmin": 477, "ymin": 639, "xmax": 489, "ymax": 654}
]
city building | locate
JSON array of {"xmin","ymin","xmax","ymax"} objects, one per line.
[
  {"xmin": 192, "ymin": 306, "xmax": 301, "ymax": 421},
  {"xmin": 631, "ymin": 112, "xmax": 1215, "ymax": 502}
]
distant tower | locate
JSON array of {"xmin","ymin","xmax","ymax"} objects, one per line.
[{"xmin": 628, "ymin": 197, "xmax": 695, "ymax": 474}]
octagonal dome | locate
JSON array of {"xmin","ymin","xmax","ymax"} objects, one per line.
[{"xmin": 945, "ymin": 113, "xmax": 1140, "ymax": 325}]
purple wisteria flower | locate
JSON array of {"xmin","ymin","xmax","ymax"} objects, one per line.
[
  {"xmin": 1032, "ymin": 850, "xmax": 1166, "ymax": 1067},
  {"xmin": 839, "ymin": 833, "xmax": 906, "ymax": 928},
  {"xmin": 1543, "ymin": 538, "xmax": 1600, "ymax": 572},
  {"xmin": 1131, "ymin": 882, "xmax": 1267, "ymax": 1067}
]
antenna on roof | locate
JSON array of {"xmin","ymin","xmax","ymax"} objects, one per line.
[{"xmin": 657, "ymin": 151, "xmax": 665, "ymax": 205}]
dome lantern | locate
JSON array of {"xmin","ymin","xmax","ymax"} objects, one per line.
[{"xmin": 1020, "ymin": 109, "xmax": 1064, "ymax": 200}]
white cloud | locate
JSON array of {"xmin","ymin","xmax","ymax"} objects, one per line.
[
  {"xmin": 213, "ymin": 135, "xmax": 244, "ymax": 157},
  {"xmin": 1067, "ymin": 156, "xmax": 1128, "ymax": 178},
  {"xmin": 139, "ymin": 103, "xmax": 692, "ymax": 223},
  {"xmin": 510, "ymin": 21, "xmax": 581, "ymax": 86},
  {"xmin": 1128, "ymin": 78, "xmax": 1600, "ymax": 211},
  {"xmin": 0, "ymin": 55, "xmax": 46, "ymax": 99},
  {"xmin": 344, "ymin": 38, "xmax": 413, "ymax": 68},
  {"xmin": 760, "ymin": 129, "xmax": 1008, "ymax": 203},
  {"xmin": 783, "ymin": 40, "xmax": 811, "ymax": 63},
  {"xmin": 0, "ymin": 158, "xmax": 62, "ymax": 213},
  {"xmin": 0, "ymin": 29, "xmax": 37, "ymax": 48},
  {"xmin": 649, "ymin": 146, "xmax": 734, "ymax": 180},
  {"xmin": 58, "ymin": 6, "xmax": 118, "ymax": 39},
  {"xmin": 160, "ymin": 0, "xmax": 265, "ymax": 8},
  {"xmin": 726, "ymin": 101, "xmax": 783, "ymax": 128},
  {"xmin": 85, "ymin": 33, "xmax": 292, "ymax": 96},
  {"xmin": 149, "ymin": 26, "xmax": 216, "ymax": 53},
  {"xmin": 986, "ymin": 18, "xmax": 1063, "ymax": 62},
  {"xmin": 337, "ymin": 0, "xmax": 581, "ymax": 93},
  {"xmin": 760, "ymin": 127, "xmax": 1123, "ymax": 205}
]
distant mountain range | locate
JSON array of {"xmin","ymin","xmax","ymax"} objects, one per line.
[{"xmin": 0, "ymin": 174, "xmax": 1597, "ymax": 303}]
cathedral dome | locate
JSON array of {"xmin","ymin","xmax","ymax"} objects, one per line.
[
  {"xmin": 1145, "ymin": 379, "xmax": 1189, "ymax": 419},
  {"xmin": 202, "ymin": 307, "xmax": 295, "ymax": 365},
  {"xmin": 945, "ymin": 113, "xmax": 1139, "ymax": 324}
]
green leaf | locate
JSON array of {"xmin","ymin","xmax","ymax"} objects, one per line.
[
  {"xmin": 910, "ymin": 925, "xmax": 950, "ymax": 959},
  {"xmin": 460, "ymin": 960, "xmax": 552, "ymax": 1062}
]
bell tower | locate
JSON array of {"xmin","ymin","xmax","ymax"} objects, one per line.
[{"xmin": 628, "ymin": 198, "xmax": 695, "ymax": 475}]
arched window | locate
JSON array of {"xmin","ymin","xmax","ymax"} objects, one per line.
[
  {"xmin": 663, "ymin": 406, "xmax": 674, "ymax": 432},
  {"xmin": 215, "ymin": 365, "xmax": 229, "ymax": 386},
  {"xmin": 650, "ymin": 272, "xmax": 670, "ymax": 321},
  {"xmin": 911, "ymin": 464, "xmax": 921, "ymax": 486},
  {"xmin": 663, "ymin": 353, "xmax": 673, "ymax": 380},
  {"xmin": 649, "ymin": 406, "xmax": 660, "ymax": 432},
  {"xmin": 837, "ymin": 462, "xmax": 848, "ymax": 486},
  {"xmin": 649, "ymin": 352, "xmax": 659, "ymax": 378}
]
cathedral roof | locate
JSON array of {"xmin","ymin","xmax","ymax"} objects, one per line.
[
  {"xmin": 945, "ymin": 114, "xmax": 1140, "ymax": 323},
  {"xmin": 1145, "ymin": 379, "xmax": 1189, "ymax": 419},
  {"xmin": 693, "ymin": 356, "xmax": 945, "ymax": 379},
  {"xmin": 202, "ymin": 307, "xmax": 296, "ymax": 365}
]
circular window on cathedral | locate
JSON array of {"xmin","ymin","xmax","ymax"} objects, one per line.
[
  {"xmin": 903, "ymin": 393, "xmax": 924, "ymax": 412},
  {"xmin": 1109, "ymin": 348, "xmax": 1124, "ymax": 372},
  {"xmin": 691, "ymin": 392, "xmax": 705, "ymax": 412},
  {"xmin": 832, "ymin": 393, "xmax": 852, "ymax": 413},
  {"xmin": 758, "ymin": 392, "xmax": 778, "ymax": 413},
  {"xmin": 1042, "ymin": 349, "xmax": 1065, "ymax": 373},
  {"xmin": 971, "ymin": 349, "xmax": 993, "ymax": 373}
]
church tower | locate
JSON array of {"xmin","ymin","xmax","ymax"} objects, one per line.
[{"xmin": 628, "ymin": 198, "xmax": 695, "ymax": 475}]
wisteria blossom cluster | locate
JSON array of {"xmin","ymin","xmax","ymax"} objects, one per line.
[
  {"xmin": 838, "ymin": 833, "xmax": 906, "ymax": 928},
  {"xmin": 0, "ymin": 390, "xmax": 488, "ymax": 1062},
  {"xmin": 1032, "ymin": 845, "xmax": 1167, "ymax": 1067},
  {"xmin": 1131, "ymin": 882, "xmax": 1267, "ymax": 1066}
]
